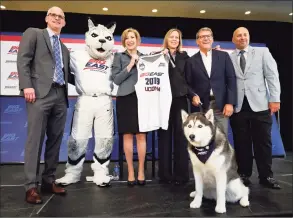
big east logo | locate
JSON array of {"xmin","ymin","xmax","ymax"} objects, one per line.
[
  {"xmin": 83, "ymin": 59, "xmax": 109, "ymax": 72},
  {"xmin": 7, "ymin": 72, "xmax": 19, "ymax": 80},
  {"xmin": 8, "ymin": 46, "xmax": 19, "ymax": 54}
]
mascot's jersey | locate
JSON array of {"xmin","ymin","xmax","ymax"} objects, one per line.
[
  {"xmin": 135, "ymin": 53, "xmax": 172, "ymax": 132},
  {"xmin": 70, "ymin": 49, "xmax": 114, "ymax": 96}
]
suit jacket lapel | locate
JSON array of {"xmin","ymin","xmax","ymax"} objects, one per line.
[
  {"xmin": 61, "ymin": 42, "xmax": 69, "ymax": 78},
  {"xmin": 244, "ymin": 46, "xmax": 255, "ymax": 76},
  {"xmin": 42, "ymin": 29, "xmax": 54, "ymax": 59},
  {"xmin": 195, "ymin": 52, "xmax": 209, "ymax": 78},
  {"xmin": 61, "ymin": 42, "xmax": 68, "ymax": 66},
  {"xmin": 210, "ymin": 50, "xmax": 218, "ymax": 78}
]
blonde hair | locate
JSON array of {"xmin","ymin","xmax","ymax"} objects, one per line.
[
  {"xmin": 162, "ymin": 28, "xmax": 183, "ymax": 52},
  {"xmin": 121, "ymin": 28, "xmax": 141, "ymax": 48}
]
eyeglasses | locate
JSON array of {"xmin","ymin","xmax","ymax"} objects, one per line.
[
  {"xmin": 47, "ymin": 13, "xmax": 65, "ymax": 20},
  {"xmin": 197, "ymin": 35, "xmax": 212, "ymax": 40}
]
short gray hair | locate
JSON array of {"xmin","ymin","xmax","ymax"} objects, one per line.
[
  {"xmin": 196, "ymin": 27, "xmax": 213, "ymax": 39},
  {"xmin": 46, "ymin": 6, "xmax": 65, "ymax": 17}
]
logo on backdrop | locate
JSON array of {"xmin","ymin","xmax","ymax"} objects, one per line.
[
  {"xmin": 4, "ymin": 105, "xmax": 23, "ymax": 114},
  {"xmin": 7, "ymin": 72, "xmax": 19, "ymax": 80},
  {"xmin": 1, "ymin": 133, "xmax": 19, "ymax": 142},
  {"xmin": 7, "ymin": 46, "xmax": 19, "ymax": 55}
]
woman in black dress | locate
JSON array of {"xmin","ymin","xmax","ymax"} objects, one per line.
[{"xmin": 111, "ymin": 28, "xmax": 146, "ymax": 186}]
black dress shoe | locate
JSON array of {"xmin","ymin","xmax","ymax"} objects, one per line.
[
  {"xmin": 259, "ymin": 177, "xmax": 281, "ymax": 189},
  {"xmin": 240, "ymin": 175, "xmax": 251, "ymax": 186},
  {"xmin": 127, "ymin": 180, "xmax": 136, "ymax": 187},
  {"xmin": 137, "ymin": 180, "xmax": 146, "ymax": 186}
]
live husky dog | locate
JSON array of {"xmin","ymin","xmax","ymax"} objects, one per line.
[{"xmin": 181, "ymin": 109, "xmax": 250, "ymax": 213}]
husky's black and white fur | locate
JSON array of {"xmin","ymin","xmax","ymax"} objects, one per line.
[{"xmin": 181, "ymin": 109, "xmax": 250, "ymax": 213}]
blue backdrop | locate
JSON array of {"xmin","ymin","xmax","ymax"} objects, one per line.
[
  {"xmin": 0, "ymin": 34, "xmax": 286, "ymax": 163},
  {"xmin": 0, "ymin": 96, "xmax": 285, "ymax": 163}
]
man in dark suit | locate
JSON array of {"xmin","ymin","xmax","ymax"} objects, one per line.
[
  {"xmin": 17, "ymin": 6, "xmax": 75, "ymax": 204},
  {"xmin": 185, "ymin": 27, "xmax": 237, "ymax": 134}
]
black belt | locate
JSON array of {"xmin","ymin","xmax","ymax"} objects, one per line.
[
  {"xmin": 209, "ymin": 95, "xmax": 215, "ymax": 101},
  {"xmin": 52, "ymin": 82, "xmax": 65, "ymax": 88}
]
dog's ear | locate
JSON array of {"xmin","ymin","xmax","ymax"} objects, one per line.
[
  {"xmin": 181, "ymin": 109, "xmax": 189, "ymax": 123},
  {"xmin": 88, "ymin": 18, "xmax": 95, "ymax": 29},
  {"xmin": 205, "ymin": 109, "xmax": 214, "ymax": 123}
]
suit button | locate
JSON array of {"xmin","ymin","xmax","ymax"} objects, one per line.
[{"xmin": 53, "ymin": 67, "xmax": 55, "ymax": 69}]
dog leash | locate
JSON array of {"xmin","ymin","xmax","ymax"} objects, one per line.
[
  {"xmin": 191, "ymin": 91, "xmax": 204, "ymax": 112},
  {"xmin": 198, "ymin": 102, "xmax": 204, "ymax": 113}
]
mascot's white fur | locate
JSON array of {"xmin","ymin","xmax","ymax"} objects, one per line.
[{"xmin": 56, "ymin": 19, "xmax": 116, "ymax": 187}]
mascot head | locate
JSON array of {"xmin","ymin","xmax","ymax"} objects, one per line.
[{"xmin": 85, "ymin": 19, "xmax": 116, "ymax": 59}]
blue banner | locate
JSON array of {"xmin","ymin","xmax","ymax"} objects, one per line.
[{"xmin": 0, "ymin": 96, "xmax": 285, "ymax": 163}]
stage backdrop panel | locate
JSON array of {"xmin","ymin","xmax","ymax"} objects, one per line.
[{"xmin": 0, "ymin": 33, "xmax": 285, "ymax": 163}]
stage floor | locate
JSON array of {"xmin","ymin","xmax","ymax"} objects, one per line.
[{"xmin": 1, "ymin": 154, "xmax": 292, "ymax": 217}]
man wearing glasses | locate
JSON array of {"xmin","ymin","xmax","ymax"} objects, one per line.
[
  {"xmin": 17, "ymin": 6, "xmax": 75, "ymax": 204},
  {"xmin": 185, "ymin": 27, "xmax": 237, "ymax": 135}
]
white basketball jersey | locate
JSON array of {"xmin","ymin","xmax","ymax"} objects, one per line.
[{"xmin": 135, "ymin": 53, "xmax": 172, "ymax": 132}]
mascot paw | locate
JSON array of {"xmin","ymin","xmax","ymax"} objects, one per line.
[
  {"xmin": 55, "ymin": 174, "xmax": 80, "ymax": 186},
  {"xmin": 92, "ymin": 173, "xmax": 113, "ymax": 187}
]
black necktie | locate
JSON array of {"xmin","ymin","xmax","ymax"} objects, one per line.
[{"xmin": 240, "ymin": 50, "xmax": 246, "ymax": 73}]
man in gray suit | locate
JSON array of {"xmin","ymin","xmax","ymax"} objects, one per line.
[
  {"xmin": 229, "ymin": 27, "xmax": 281, "ymax": 189},
  {"xmin": 17, "ymin": 6, "xmax": 75, "ymax": 204}
]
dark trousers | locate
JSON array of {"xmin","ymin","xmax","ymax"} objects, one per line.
[
  {"xmin": 158, "ymin": 96, "xmax": 189, "ymax": 182},
  {"xmin": 24, "ymin": 86, "xmax": 67, "ymax": 190},
  {"xmin": 230, "ymin": 97, "xmax": 273, "ymax": 179}
]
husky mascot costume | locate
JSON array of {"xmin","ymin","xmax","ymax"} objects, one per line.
[{"xmin": 56, "ymin": 19, "xmax": 116, "ymax": 187}]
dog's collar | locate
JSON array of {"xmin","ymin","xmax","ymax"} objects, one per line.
[{"xmin": 190, "ymin": 140, "xmax": 215, "ymax": 164}]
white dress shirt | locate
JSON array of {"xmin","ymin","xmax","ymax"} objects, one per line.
[
  {"xmin": 200, "ymin": 49, "xmax": 213, "ymax": 96},
  {"xmin": 236, "ymin": 46, "xmax": 249, "ymax": 65}
]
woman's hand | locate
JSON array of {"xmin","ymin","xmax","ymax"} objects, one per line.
[{"xmin": 127, "ymin": 54, "xmax": 139, "ymax": 72}]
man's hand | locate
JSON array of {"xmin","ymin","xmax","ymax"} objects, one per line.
[
  {"xmin": 269, "ymin": 102, "xmax": 280, "ymax": 115},
  {"xmin": 192, "ymin": 95, "xmax": 201, "ymax": 107},
  {"xmin": 23, "ymin": 88, "xmax": 36, "ymax": 103},
  {"xmin": 223, "ymin": 104, "xmax": 233, "ymax": 117}
]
